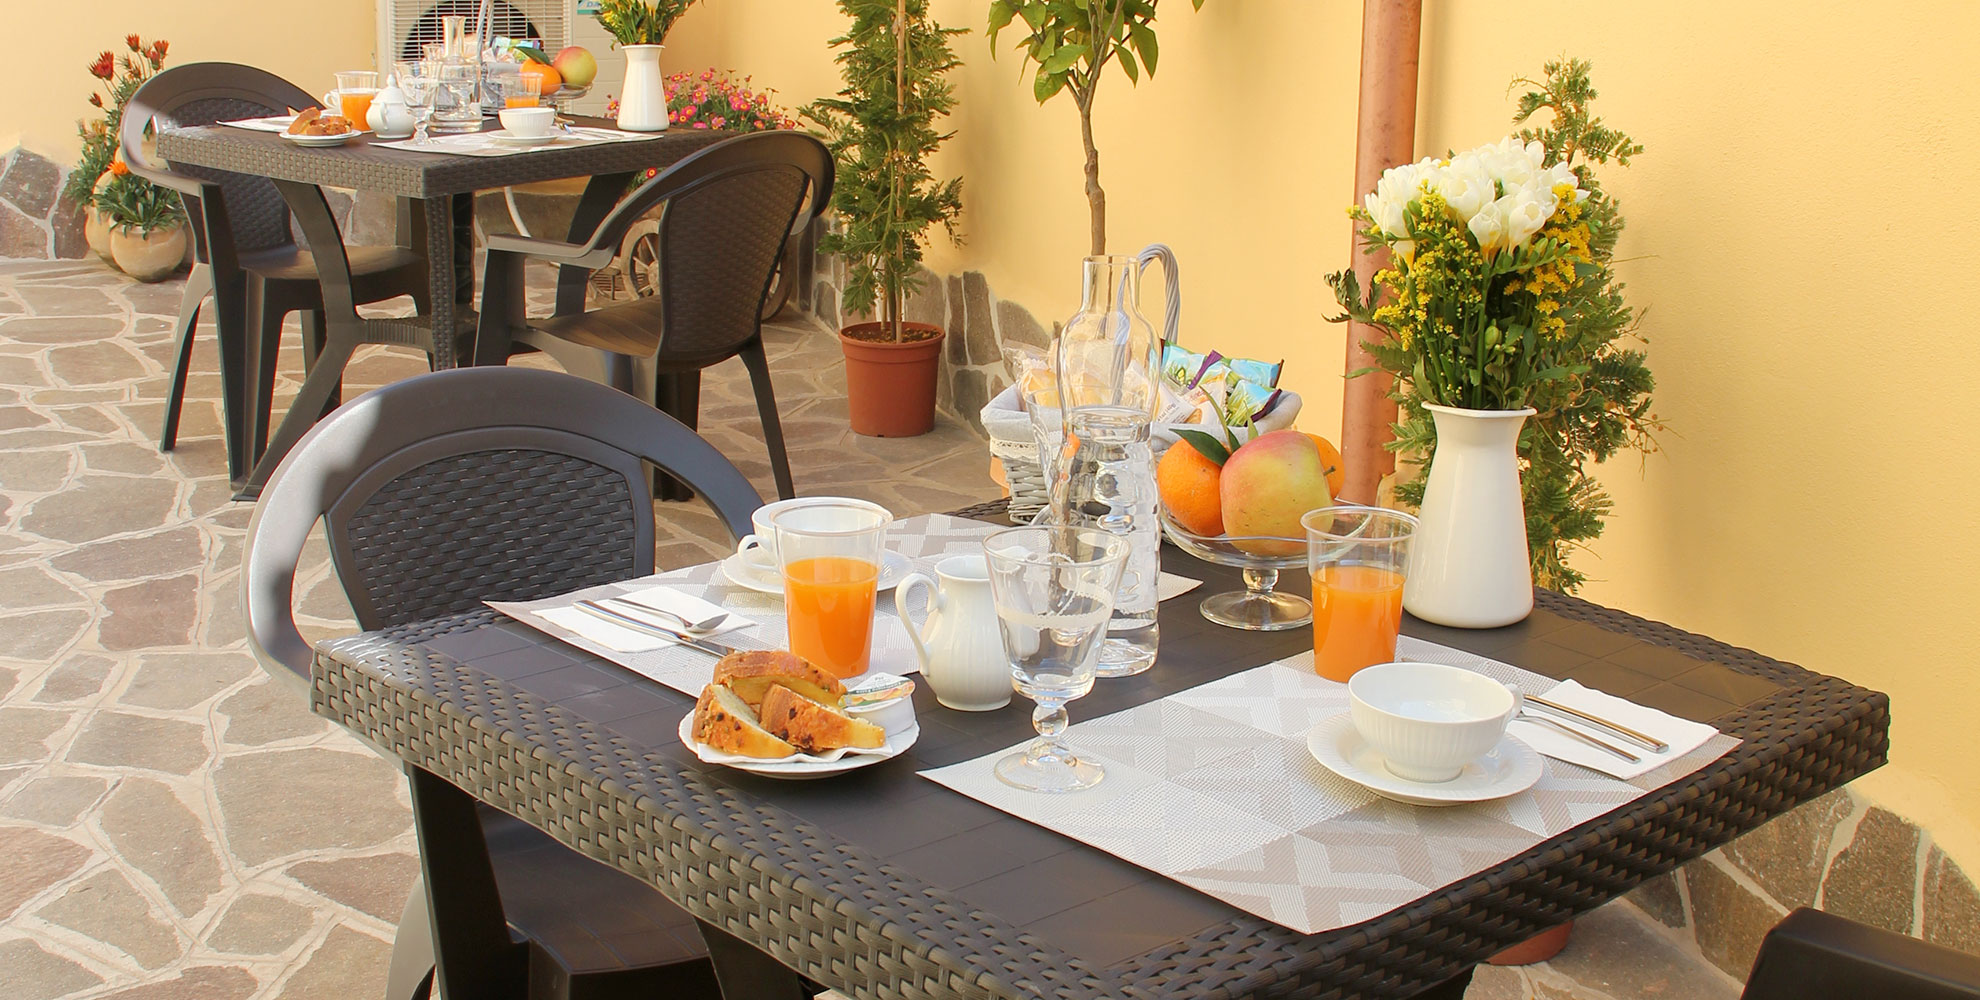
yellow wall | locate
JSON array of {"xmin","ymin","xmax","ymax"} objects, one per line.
[
  {"xmin": 670, "ymin": 0, "xmax": 1980, "ymax": 867},
  {"xmin": 7, "ymin": 3, "xmax": 374, "ymax": 164}
]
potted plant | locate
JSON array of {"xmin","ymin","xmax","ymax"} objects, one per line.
[
  {"xmin": 591, "ymin": 0, "xmax": 699, "ymax": 132},
  {"xmin": 66, "ymin": 36, "xmax": 171, "ymax": 266},
  {"xmin": 989, "ymin": 0, "xmax": 1204, "ymax": 254},
  {"xmin": 804, "ymin": 0, "xmax": 965, "ymax": 437},
  {"xmin": 99, "ymin": 159, "xmax": 186, "ymax": 282}
]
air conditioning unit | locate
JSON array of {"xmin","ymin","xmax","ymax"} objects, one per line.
[{"xmin": 377, "ymin": 0, "xmax": 617, "ymax": 117}]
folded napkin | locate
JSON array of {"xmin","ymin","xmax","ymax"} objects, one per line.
[
  {"xmin": 1508, "ymin": 679, "xmax": 1718, "ymax": 780},
  {"xmin": 221, "ymin": 115, "xmax": 298, "ymax": 132},
  {"xmin": 533, "ymin": 586, "xmax": 756, "ymax": 655},
  {"xmin": 1157, "ymin": 573, "xmax": 1204, "ymax": 602}
]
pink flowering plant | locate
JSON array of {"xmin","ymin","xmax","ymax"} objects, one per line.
[{"xmin": 663, "ymin": 69, "xmax": 799, "ymax": 131}]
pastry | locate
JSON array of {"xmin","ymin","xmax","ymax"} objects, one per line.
[
  {"xmin": 691, "ymin": 683, "xmax": 795, "ymax": 759},
  {"xmin": 712, "ymin": 649, "xmax": 845, "ymax": 711},
  {"xmin": 285, "ymin": 108, "xmax": 321, "ymax": 134},
  {"xmin": 761, "ymin": 684, "xmax": 885, "ymax": 753}
]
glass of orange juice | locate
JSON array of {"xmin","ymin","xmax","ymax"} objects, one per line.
[
  {"xmin": 334, "ymin": 71, "xmax": 379, "ymax": 125},
  {"xmin": 770, "ymin": 500, "xmax": 892, "ymax": 679},
  {"xmin": 1302, "ymin": 506, "xmax": 1417, "ymax": 683},
  {"xmin": 501, "ymin": 72, "xmax": 543, "ymax": 108}
]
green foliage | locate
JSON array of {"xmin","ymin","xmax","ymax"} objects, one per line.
[
  {"xmin": 1380, "ymin": 58, "xmax": 1662, "ymax": 593},
  {"xmin": 591, "ymin": 0, "xmax": 699, "ymax": 47},
  {"xmin": 96, "ymin": 170, "xmax": 184, "ymax": 235},
  {"xmin": 66, "ymin": 37, "xmax": 170, "ymax": 208},
  {"xmin": 803, "ymin": 0, "xmax": 966, "ymax": 341},
  {"xmin": 986, "ymin": 0, "xmax": 1204, "ymax": 253}
]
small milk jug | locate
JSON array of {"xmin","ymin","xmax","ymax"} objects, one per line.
[{"xmin": 896, "ymin": 555, "xmax": 1011, "ymax": 711}]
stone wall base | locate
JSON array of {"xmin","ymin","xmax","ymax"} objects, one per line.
[{"xmin": 0, "ymin": 148, "xmax": 89, "ymax": 261}]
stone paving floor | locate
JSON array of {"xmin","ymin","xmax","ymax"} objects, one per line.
[{"xmin": 0, "ymin": 256, "xmax": 1732, "ymax": 1000}]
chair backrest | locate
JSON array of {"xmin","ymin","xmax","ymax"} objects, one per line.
[
  {"xmin": 590, "ymin": 131, "xmax": 833, "ymax": 360},
  {"xmin": 242, "ymin": 366, "xmax": 764, "ymax": 685},
  {"xmin": 123, "ymin": 62, "xmax": 318, "ymax": 260}
]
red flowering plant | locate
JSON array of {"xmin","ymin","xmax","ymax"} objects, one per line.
[{"xmin": 64, "ymin": 34, "xmax": 179, "ymax": 232}]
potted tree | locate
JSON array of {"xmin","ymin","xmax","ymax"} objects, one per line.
[{"xmin": 804, "ymin": 0, "xmax": 965, "ymax": 437}]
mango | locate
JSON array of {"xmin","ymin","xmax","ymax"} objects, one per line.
[{"xmin": 1219, "ymin": 429, "xmax": 1333, "ymax": 555}]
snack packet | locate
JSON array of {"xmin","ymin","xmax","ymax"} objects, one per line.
[
  {"xmin": 1220, "ymin": 377, "xmax": 1285, "ymax": 428},
  {"xmin": 1226, "ymin": 357, "xmax": 1284, "ymax": 389},
  {"xmin": 1160, "ymin": 345, "xmax": 1219, "ymax": 391}
]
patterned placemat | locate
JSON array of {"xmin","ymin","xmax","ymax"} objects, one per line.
[{"xmin": 918, "ymin": 635, "xmax": 1741, "ymax": 935}]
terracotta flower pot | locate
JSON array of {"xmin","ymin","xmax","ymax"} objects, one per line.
[
  {"xmin": 839, "ymin": 321, "xmax": 945, "ymax": 437},
  {"xmin": 1486, "ymin": 920, "xmax": 1573, "ymax": 965},
  {"xmin": 109, "ymin": 223, "xmax": 188, "ymax": 283}
]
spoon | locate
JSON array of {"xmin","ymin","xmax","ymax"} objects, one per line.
[{"xmin": 600, "ymin": 598, "xmax": 728, "ymax": 634}]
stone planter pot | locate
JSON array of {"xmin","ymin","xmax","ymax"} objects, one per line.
[
  {"xmin": 839, "ymin": 321, "xmax": 944, "ymax": 437},
  {"xmin": 84, "ymin": 208, "xmax": 116, "ymax": 264},
  {"xmin": 109, "ymin": 223, "xmax": 188, "ymax": 282}
]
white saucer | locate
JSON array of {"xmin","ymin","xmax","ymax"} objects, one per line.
[
  {"xmin": 718, "ymin": 550, "xmax": 913, "ymax": 595},
  {"xmin": 677, "ymin": 711, "xmax": 918, "ymax": 780},
  {"xmin": 1306, "ymin": 713, "xmax": 1542, "ymax": 807},
  {"xmin": 488, "ymin": 129, "xmax": 557, "ymax": 147}
]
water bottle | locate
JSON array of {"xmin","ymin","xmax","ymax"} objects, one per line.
[{"xmin": 1060, "ymin": 406, "xmax": 1159, "ymax": 677}]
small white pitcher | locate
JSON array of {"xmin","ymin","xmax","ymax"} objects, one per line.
[{"xmin": 896, "ymin": 555, "xmax": 1011, "ymax": 711}]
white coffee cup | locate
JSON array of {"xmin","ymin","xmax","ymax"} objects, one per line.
[
  {"xmin": 736, "ymin": 497, "xmax": 892, "ymax": 573},
  {"xmin": 498, "ymin": 106, "xmax": 556, "ymax": 137},
  {"xmin": 1348, "ymin": 661, "xmax": 1517, "ymax": 783}
]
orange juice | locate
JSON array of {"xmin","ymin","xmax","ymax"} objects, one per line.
[
  {"xmin": 339, "ymin": 91, "xmax": 376, "ymax": 125},
  {"xmin": 505, "ymin": 96, "xmax": 540, "ymax": 108},
  {"xmin": 783, "ymin": 555, "xmax": 880, "ymax": 678},
  {"xmin": 1312, "ymin": 564, "xmax": 1406, "ymax": 682}
]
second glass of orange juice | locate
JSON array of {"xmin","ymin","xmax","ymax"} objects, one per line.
[
  {"xmin": 1302, "ymin": 506, "xmax": 1417, "ymax": 683},
  {"xmin": 770, "ymin": 500, "xmax": 892, "ymax": 678}
]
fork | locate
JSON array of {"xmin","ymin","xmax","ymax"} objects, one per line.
[{"xmin": 599, "ymin": 597, "xmax": 728, "ymax": 634}]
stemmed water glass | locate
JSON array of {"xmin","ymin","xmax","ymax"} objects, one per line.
[
  {"xmin": 395, "ymin": 61, "xmax": 440, "ymax": 145},
  {"xmin": 981, "ymin": 525, "xmax": 1129, "ymax": 793}
]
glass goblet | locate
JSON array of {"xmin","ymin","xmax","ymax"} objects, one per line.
[
  {"xmin": 396, "ymin": 61, "xmax": 440, "ymax": 145},
  {"xmin": 981, "ymin": 525, "xmax": 1129, "ymax": 793}
]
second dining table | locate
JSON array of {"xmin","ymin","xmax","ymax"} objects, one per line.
[{"xmin": 155, "ymin": 117, "xmax": 727, "ymax": 494}]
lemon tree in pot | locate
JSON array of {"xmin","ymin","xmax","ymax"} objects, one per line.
[{"xmin": 803, "ymin": 0, "xmax": 965, "ymax": 437}]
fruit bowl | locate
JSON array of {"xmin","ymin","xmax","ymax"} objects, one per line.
[{"xmin": 1159, "ymin": 509, "xmax": 1313, "ymax": 631}]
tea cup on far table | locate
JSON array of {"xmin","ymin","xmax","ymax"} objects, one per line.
[
  {"xmin": 497, "ymin": 106, "xmax": 556, "ymax": 138},
  {"xmin": 736, "ymin": 497, "xmax": 892, "ymax": 575},
  {"xmin": 1347, "ymin": 661, "xmax": 1517, "ymax": 783}
]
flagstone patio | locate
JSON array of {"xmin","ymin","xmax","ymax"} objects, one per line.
[{"xmin": 0, "ymin": 256, "xmax": 1732, "ymax": 1000}]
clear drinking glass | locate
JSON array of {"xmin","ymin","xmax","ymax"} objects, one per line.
[
  {"xmin": 769, "ymin": 500, "xmax": 890, "ymax": 680},
  {"xmin": 1057, "ymin": 406, "xmax": 1159, "ymax": 676},
  {"xmin": 1302, "ymin": 506, "xmax": 1418, "ymax": 683},
  {"xmin": 982, "ymin": 525, "xmax": 1129, "ymax": 793},
  {"xmin": 396, "ymin": 61, "xmax": 440, "ymax": 145},
  {"xmin": 431, "ymin": 61, "xmax": 481, "ymax": 133},
  {"xmin": 333, "ymin": 70, "xmax": 379, "ymax": 124}
]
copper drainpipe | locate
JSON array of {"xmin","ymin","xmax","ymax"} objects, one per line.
[{"xmin": 1340, "ymin": 0, "xmax": 1422, "ymax": 505}]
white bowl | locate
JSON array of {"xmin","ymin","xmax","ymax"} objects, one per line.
[
  {"xmin": 497, "ymin": 106, "xmax": 556, "ymax": 137},
  {"xmin": 1347, "ymin": 661, "xmax": 1517, "ymax": 783}
]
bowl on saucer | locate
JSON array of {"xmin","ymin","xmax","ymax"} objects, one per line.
[
  {"xmin": 1348, "ymin": 661, "xmax": 1519, "ymax": 783},
  {"xmin": 1307, "ymin": 713, "xmax": 1541, "ymax": 807}
]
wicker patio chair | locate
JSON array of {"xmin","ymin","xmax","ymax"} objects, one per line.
[
  {"xmin": 241, "ymin": 366, "xmax": 766, "ymax": 1000},
  {"xmin": 474, "ymin": 130, "xmax": 832, "ymax": 502},
  {"xmin": 122, "ymin": 62, "xmax": 429, "ymax": 482}
]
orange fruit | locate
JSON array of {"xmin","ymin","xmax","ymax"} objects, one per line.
[
  {"xmin": 519, "ymin": 60, "xmax": 562, "ymax": 97},
  {"xmin": 1304, "ymin": 432, "xmax": 1347, "ymax": 499},
  {"xmin": 1157, "ymin": 440, "xmax": 1224, "ymax": 536}
]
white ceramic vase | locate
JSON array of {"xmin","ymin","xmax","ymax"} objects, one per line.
[
  {"xmin": 615, "ymin": 44, "xmax": 668, "ymax": 132},
  {"xmin": 1403, "ymin": 402, "xmax": 1535, "ymax": 628}
]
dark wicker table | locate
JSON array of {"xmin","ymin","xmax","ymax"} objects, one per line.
[
  {"xmin": 156, "ymin": 119, "xmax": 726, "ymax": 491},
  {"xmin": 312, "ymin": 500, "xmax": 1889, "ymax": 999}
]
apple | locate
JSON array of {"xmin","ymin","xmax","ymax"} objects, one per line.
[
  {"xmin": 1219, "ymin": 429, "xmax": 1333, "ymax": 555},
  {"xmin": 553, "ymin": 46, "xmax": 597, "ymax": 89}
]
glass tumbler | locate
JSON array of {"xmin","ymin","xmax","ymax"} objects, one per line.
[
  {"xmin": 982, "ymin": 525, "xmax": 1129, "ymax": 793},
  {"xmin": 1057, "ymin": 405, "xmax": 1159, "ymax": 677},
  {"xmin": 1302, "ymin": 506, "xmax": 1418, "ymax": 683},
  {"xmin": 771, "ymin": 500, "xmax": 889, "ymax": 679},
  {"xmin": 430, "ymin": 61, "xmax": 482, "ymax": 133}
]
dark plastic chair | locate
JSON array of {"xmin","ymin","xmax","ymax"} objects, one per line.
[
  {"xmin": 1741, "ymin": 908, "xmax": 1980, "ymax": 999},
  {"xmin": 474, "ymin": 130, "xmax": 833, "ymax": 502},
  {"xmin": 242, "ymin": 366, "xmax": 765, "ymax": 1000},
  {"xmin": 123, "ymin": 62, "xmax": 429, "ymax": 483}
]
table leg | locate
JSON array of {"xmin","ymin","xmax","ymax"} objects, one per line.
[
  {"xmin": 555, "ymin": 172, "xmax": 635, "ymax": 317},
  {"xmin": 421, "ymin": 196, "xmax": 460, "ymax": 371},
  {"xmin": 653, "ymin": 370, "xmax": 701, "ymax": 501},
  {"xmin": 693, "ymin": 918, "xmax": 808, "ymax": 1000}
]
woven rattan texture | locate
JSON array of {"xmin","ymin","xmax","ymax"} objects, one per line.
[
  {"xmin": 341, "ymin": 449, "xmax": 638, "ymax": 628},
  {"xmin": 315, "ymin": 497, "xmax": 1889, "ymax": 1000},
  {"xmin": 656, "ymin": 167, "xmax": 805, "ymax": 360},
  {"xmin": 160, "ymin": 98, "xmax": 296, "ymax": 252}
]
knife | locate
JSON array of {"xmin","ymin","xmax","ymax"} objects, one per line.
[
  {"xmin": 1520, "ymin": 712, "xmax": 1642, "ymax": 764},
  {"xmin": 573, "ymin": 600, "xmax": 739, "ymax": 657},
  {"xmin": 1524, "ymin": 694, "xmax": 1670, "ymax": 753}
]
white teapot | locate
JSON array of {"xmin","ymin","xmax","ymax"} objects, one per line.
[
  {"xmin": 367, "ymin": 83, "xmax": 414, "ymax": 138},
  {"xmin": 896, "ymin": 555, "xmax": 1011, "ymax": 712}
]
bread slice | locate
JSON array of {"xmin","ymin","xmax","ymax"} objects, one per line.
[
  {"xmin": 286, "ymin": 108, "xmax": 321, "ymax": 135},
  {"xmin": 713, "ymin": 650, "xmax": 845, "ymax": 711},
  {"xmin": 760, "ymin": 684, "xmax": 886, "ymax": 753},
  {"xmin": 692, "ymin": 683, "xmax": 795, "ymax": 759}
]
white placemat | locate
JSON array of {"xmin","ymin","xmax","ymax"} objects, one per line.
[
  {"xmin": 221, "ymin": 115, "xmax": 300, "ymax": 132},
  {"xmin": 918, "ymin": 635, "xmax": 1740, "ymax": 935},
  {"xmin": 373, "ymin": 125, "xmax": 662, "ymax": 156}
]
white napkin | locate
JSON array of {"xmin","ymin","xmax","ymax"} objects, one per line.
[
  {"xmin": 1508, "ymin": 679, "xmax": 1719, "ymax": 779},
  {"xmin": 1157, "ymin": 573, "xmax": 1204, "ymax": 602},
  {"xmin": 221, "ymin": 115, "xmax": 297, "ymax": 132},
  {"xmin": 532, "ymin": 586, "xmax": 755, "ymax": 655}
]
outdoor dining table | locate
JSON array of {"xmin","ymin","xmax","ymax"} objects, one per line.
[
  {"xmin": 154, "ymin": 117, "xmax": 726, "ymax": 495},
  {"xmin": 310, "ymin": 499, "xmax": 1890, "ymax": 999}
]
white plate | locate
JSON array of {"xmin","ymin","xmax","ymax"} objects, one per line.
[
  {"xmin": 677, "ymin": 710, "xmax": 918, "ymax": 780},
  {"xmin": 1306, "ymin": 713, "xmax": 1542, "ymax": 807},
  {"xmin": 281, "ymin": 130, "xmax": 363, "ymax": 147},
  {"xmin": 718, "ymin": 550, "xmax": 913, "ymax": 595},
  {"xmin": 488, "ymin": 129, "xmax": 558, "ymax": 147}
]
